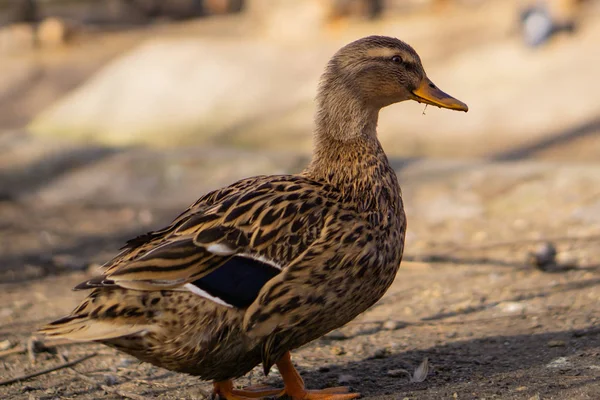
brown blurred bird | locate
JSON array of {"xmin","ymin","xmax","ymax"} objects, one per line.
[{"xmin": 40, "ymin": 36, "xmax": 467, "ymax": 400}]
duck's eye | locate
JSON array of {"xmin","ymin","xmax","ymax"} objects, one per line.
[{"xmin": 391, "ymin": 55, "xmax": 403, "ymax": 63}]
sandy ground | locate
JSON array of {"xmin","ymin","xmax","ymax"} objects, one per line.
[
  {"xmin": 1, "ymin": 142, "xmax": 599, "ymax": 399},
  {"xmin": 1, "ymin": 255, "xmax": 599, "ymax": 400}
]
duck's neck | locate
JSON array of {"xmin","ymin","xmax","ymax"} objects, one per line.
[
  {"xmin": 312, "ymin": 79, "xmax": 380, "ymax": 143},
  {"xmin": 304, "ymin": 83, "xmax": 400, "ymax": 209}
]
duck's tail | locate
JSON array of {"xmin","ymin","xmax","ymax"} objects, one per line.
[{"xmin": 38, "ymin": 288, "xmax": 152, "ymax": 341}]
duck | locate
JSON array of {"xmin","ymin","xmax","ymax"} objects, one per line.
[{"xmin": 40, "ymin": 35, "xmax": 467, "ymax": 400}]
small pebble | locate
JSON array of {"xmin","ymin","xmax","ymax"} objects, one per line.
[
  {"xmin": 337, "ymin": 374, "xmax": 356, "ymax": 385},
  {"xmin": 28, "ymin": 339, "xmax": 47, "ymax": 354},
  {"xmin": 373, "ymin": 348, "xmax": 389, "ymax": 359},
  {"xmin": 387, "ymin": 369, "xmax": 409, "ymax": 378},
  {"xmin": 382, "ymin": 320, "xmax": 404, "ymax": 330},
  {"xmin": 330, "ymin": 346, "xmax": 346, "ymax": 356},
  {"xmin": 0, "ymin": 339, "xmax": 13, "ymax": 350},
  {"xmin": 546, "ymin": 356, "xmax": 570, "ymax": 368},
  {"xmin": 118, "ymin": 357, "xmax": 138, "ymax": 367},
  {"xmin": 528, "ymin": 241, "xmax": 557, "ymax": 270},
  {"xmin": 496, "ymin": 301, "xmax": 526, "ymax": 314},
  {"xmin": 104, "ymin": 375, "xmax": 118, "ymax": 386},
  {"xmin": 547, "ymin": 339, "xmax": 566, "ymax": 347}
]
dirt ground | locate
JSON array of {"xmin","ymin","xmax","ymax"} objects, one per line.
[
  {"xmin": 1, "ymin": 229, "xmax": 600, "ymax": 400},
  {"xmin": 1, "ymin": 149, "xmax": 599, "ymax": 399}
]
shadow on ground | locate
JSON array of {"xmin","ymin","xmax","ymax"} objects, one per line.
[
  {"xmin": 0, "ymin": 144, "xmax": 120, "ymax": 201},
  {"xmin": 300, "ymin": 327, "xmax": 600, "ymax": 399},
  {"xmin": 490, "ymin": 116, "xmax": 600, "ymax": 161}
]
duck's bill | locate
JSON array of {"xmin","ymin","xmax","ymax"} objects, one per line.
[{"xmin": 411, "ymin": 77, "xmax": 468, "ymax": 112}]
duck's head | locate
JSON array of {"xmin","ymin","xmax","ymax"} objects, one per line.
[{"xmin": 320, "ymin": 36, "xmax": 468, "ymax": 112}]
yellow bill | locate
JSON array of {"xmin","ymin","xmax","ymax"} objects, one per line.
[{"xmin": 412, "ymin": 77, "xmax": 468, "ymax": 112}]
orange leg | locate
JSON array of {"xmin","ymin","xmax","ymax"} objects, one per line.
[
  {"xmin": 276, "ymin": 352, "xmax": 360, "ymax": 400},
  {"xmin": 213, "ymin": 380, "xmax": 282, "ymax": 400}
]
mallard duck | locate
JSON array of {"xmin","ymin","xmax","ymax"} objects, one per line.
[{"xmin": 40, "ymin": 36, "xmax": 467, "ymax": 400}]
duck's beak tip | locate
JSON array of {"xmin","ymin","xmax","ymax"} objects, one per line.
[{"xmin": 412, "ymin": 77, "xmax": 468, "ymax": 113}]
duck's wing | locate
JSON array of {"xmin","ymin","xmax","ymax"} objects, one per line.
[
  {"xmin": 102, "ymin": 175, "xmax": 268, "ymax": 270},
  {"xmin": 75, "ymin": 175, "xmax": 344, "ymax": 307}
]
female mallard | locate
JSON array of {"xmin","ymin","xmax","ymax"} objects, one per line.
[{"xmin": 40, "ymin": 36, "xmax": 467, "ymax": 399}]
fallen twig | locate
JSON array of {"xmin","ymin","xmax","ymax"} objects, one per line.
[
  {"xmin": 432, "ymin": 234, "xmax": 600, "ymax": 255},
  {"xmin": 402, "ymin": 253, "xmax": 521, "ymax": 268},
  {"xmin": 0, "ymin": 352, "xmax": 96, "ymax": 386},
  {"xmin": 0, "ymin": 345, "xmax": 26, "ymax": 359}
]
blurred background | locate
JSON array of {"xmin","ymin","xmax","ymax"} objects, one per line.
[
  {"xmin": 1, "ymin": 0, "xmax": 599, "ymax": 157},
  {"xmin": 1, "ymin": 1, "xmax": 600, "ymax": 399}
]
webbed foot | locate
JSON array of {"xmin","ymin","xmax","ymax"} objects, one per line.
[{"xmin": 275, "ymin": 352, "xmax": 360, "ymax": 400}]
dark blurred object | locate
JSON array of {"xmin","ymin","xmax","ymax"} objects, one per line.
[
  {"xmin": 0, "ymin": 0, "xmax": 243, "ymax": 28},
  {"xmin": 527, "ymin": 241, "xmax": 557, "ymax": 270},
  {"xmin": 519, "ymin": 0, "xmax": 581, "ymax": 47},
  {"xmin": 9, "ymin": 0, "xmax": 38, "ymax": 23},
  {"xmin": 120, "ymin": 0, "xmax": 243, "ymax": 19},
  {"xmin": 330, "ymin": 0, "xmax": 383, "ymax": 20}
]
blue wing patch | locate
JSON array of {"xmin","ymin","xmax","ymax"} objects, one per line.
[{"xmin": 189, "ymin": 255, "xmax": 281, "ymax": 308}]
